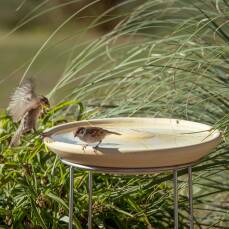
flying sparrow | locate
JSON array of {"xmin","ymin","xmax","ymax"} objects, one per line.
[
  {"xmin": 8, "ymin": 79, "xmax": 50, "ymax": 147},
  {"xmin": 73, "ymin": 126, "xmax": 121, "ymax": 149}
]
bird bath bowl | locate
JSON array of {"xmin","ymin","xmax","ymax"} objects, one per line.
[{"xmin": 43, "ymin": 117, "xmax": 221, "ymax": 168}]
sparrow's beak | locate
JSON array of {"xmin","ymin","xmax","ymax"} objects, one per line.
[
  {"xmin": 44, "ymin": 101, "xmax": 50, "ymax": 109},
  {"xmin": 73, "ymin": 129, "xmax": 79, "ymax": 138}
]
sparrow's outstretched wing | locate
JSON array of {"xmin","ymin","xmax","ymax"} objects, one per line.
[{"xmin": 8, "ymin": 79, "xmax": 37, "ymax": 122}]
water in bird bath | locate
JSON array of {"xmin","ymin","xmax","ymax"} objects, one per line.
[{"xmin": 52, "ymin": 127, "xmax": 214, "ymax": 150}]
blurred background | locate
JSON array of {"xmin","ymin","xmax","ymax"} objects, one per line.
[{"xmin": 0, "ymin": 0, "xmax": 137, "ymax": 109}]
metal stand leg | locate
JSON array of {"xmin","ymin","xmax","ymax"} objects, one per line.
[
  {"xmin": 188, "ymin": 166, "xmax": 193, "ymax": 229},
  {"xmin": 173, "ymin": 170, "xmax": 178, "ymax": 229},
  {"xmin": 88, "ymin": 172, "xmax": 93, "ymax": 229},
  {"xmin": 69, "ymin": 166, "xmax": 74, "ymax": 229}
]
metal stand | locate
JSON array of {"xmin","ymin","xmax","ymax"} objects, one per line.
[
  {"xmin": 88, "ymin": 172, "xmax": 93, "ymax": 229},
  {"xmin": 188, "ymin": 166, "xmax": 193, "ymax": 229},
  {"xmin": 64, "ymin": 160, "xmax": 195, "ymax": 229},
  {"xmin": 69, "ymin": 166, "xmax": 74, "ymax": 229},
  {"xmin": 173, "ymin": 170, "xmax": 178, "ymax": 229}
]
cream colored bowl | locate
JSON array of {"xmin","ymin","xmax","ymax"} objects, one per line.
[{"xmin": 43, "ymin": 118, "xmax": 221, "ymax": 168}]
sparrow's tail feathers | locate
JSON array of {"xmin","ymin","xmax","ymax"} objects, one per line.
[
  {"xmin": 9, "ymin": 122, "xmax": 24, "ymax": 147},
  {"xmin": 107, "ymin": 130, "xmax": 121, "ymax": 136}
]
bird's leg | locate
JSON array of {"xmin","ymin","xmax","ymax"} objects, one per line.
[
  {"xmin": 94, "ymin": 140, "xmax": 102, "ymax": 149},
  {"xmin": 82, "ymin": 144, "xmax": 88, "ymax": 151}
]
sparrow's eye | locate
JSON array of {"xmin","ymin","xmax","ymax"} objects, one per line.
[
  {"xmin": 40, "ymin": 96, "xmax": 50, "ymax": 107},
  {"xmin": 79, "ymin": 128, "xmax": 85, "ymax": 135}
]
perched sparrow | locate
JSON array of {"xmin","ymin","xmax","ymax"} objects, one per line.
[
  {"xmin": 8, "ymin": 79, "xmax": 50, "ymax": 147},
  {"xmin": 73, "ymin": 126, "xmax": 121, "ymax": 148}
]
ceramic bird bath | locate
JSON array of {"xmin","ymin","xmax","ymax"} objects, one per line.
[
  {"xmin": 43, "ymin": 117, "xmax": 221, "ymax": 229},
  {"xmin": 43, "ymin": 117, "xmax": 221, "ymax": 168}
]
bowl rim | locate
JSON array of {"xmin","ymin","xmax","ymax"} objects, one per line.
[{"xmin": 43, "ymin": 117, "xmax": 221, "ymax": 154}]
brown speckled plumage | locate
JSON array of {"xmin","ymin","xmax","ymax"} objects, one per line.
[
  {"xmin": 73, "ymin": 126, "xmax": 121, "ymax": 148},
  {"xmin": 8, "ymin": 80, "xmax": 50, "ymax": 147}
]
